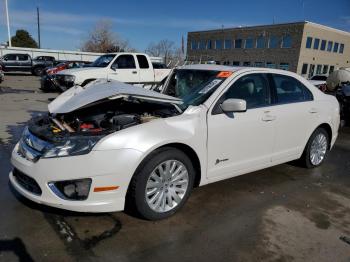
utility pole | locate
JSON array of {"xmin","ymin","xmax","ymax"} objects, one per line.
[
  {"xmin": 5, "ymin": 0, "xmax": 12, "ymax": 47},
  {"xmin": 37, "ymin": 7, "xmax": 41, "ymax": 48}
]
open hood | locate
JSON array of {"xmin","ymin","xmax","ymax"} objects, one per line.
[{"xmin": 48, "ymin": 80, "xmax": 182, "ymax": 114}]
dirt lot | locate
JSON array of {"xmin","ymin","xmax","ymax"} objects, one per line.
[{"xmin": 0, "ymin": 74, "xmax": 350, "ymax": 262}]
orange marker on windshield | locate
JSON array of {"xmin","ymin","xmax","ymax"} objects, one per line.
[{"xmin": 217, "ymin": 71, "xmax": 233, "ymax": 78}]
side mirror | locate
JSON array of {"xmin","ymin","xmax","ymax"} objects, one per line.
[
  {"xmin": 111, "ymin": 64, "xmax": 118, "ymax": 71},
  {"xmin": 220, "ymin": 99, "xmax": 247, "ymax": 113},
  {"xmin": 4, "ymin": 57, "xmax": 8, "ymax": 61}
]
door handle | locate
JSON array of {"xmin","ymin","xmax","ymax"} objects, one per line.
[
  {"xmin": 262, "ymin": 112, "xmax": 276, "ymax": 122},
  {"xmin": 132, "ymin": 71, "xmax": 137, "ymax": 74},
  {"xmin": 309, "ymin": 108, "xmax": 318, "ymax": 114}
]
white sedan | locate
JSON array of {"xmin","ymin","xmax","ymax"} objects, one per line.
[{"xmin": 10, "ymin": 65, "xmax": 340, "ymax": 220}]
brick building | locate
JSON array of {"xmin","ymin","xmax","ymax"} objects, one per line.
[{"xmin": 187, "ymin": 21, "xmax": 350, "ymax": 77}]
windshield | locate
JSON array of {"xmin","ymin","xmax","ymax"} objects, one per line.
[
  {"xmin": 162, "ymin": 69, "xmax": 227, "ymax": 109},
  {"xmin": 90, "ymin": 54, "xmax": 116, "ymax": 67}
]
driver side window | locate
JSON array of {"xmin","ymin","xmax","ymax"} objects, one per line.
[
  {"xmin": 112, "ymin": 55, "xmax": 136, "ymax": 69},
  {"xmin": 221, "ymin": 73, "xmax": 271, "ymax": 109}
]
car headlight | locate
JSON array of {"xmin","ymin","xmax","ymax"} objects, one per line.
[
  {"xmin": 63, "ymin": 75, "xmax": 75, "ymax": 82},
  {"xmin": 42, "ymin": 136, "xmax": 101, "ymax": 158}
]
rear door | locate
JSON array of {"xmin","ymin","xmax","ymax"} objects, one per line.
[
  {"xmin": 17, "ymin": 54, "xmax": 31, "ymax": 71},
  {"xmin": 268, "ymin": 73, "xmax": 318, "ymax": 162},
  {"xmin": 108, "ymin": 54, "xmax": 140, "ymax": 83},
  {"xmin": 136, "ymin": 55, "xmax": 154, "ymax": 84}
]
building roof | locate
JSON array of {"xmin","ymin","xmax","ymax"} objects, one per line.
[{"xmin": 188, "ymin": 21, "xmax": 350, "ymax": 36}]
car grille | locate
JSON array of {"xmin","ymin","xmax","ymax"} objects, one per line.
[{"xmin": 13, "ymin": 168, "xmax": 42, "ymax": 196}]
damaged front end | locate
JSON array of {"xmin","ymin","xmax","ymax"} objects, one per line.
[{"xmin": 19, "ymin": 81, "xmax": 182, "ymax": 161}]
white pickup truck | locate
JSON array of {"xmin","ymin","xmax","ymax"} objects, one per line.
[{"xmin": 54, "ymin": 53, "xmax": 170, "ymax": 91}]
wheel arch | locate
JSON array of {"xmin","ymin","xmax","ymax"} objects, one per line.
[{"xmin": 130, "ymin": 142, "xmax": 202, "ymax": 189}]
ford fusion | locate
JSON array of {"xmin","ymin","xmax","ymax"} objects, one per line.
[{"xmin": 10, "ymin": 65, "xmax": 340, "ymax": 220}]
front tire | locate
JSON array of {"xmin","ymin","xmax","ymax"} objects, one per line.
[
  {"xmin": 301, "ymin": 128, "xmax": 329, "ymax": 168},
  {"xmin": 127, "ymin": 147, "xmax": 195, "ymax": 220}
]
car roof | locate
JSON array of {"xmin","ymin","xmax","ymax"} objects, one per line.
[{"xmin": 177, "ymin": 64, "xmax": 294, "ymax": 75}]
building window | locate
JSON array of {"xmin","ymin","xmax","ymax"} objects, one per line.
[
  {"xmin": 191, "ymin": 41, "xmax": 197, "ymax": 50},
  {"xmin": 339, "ymin": 43, "xmax": 344, "ymax": 54},
  {"xmin": 323, "ymin": 65, "xmax": 329, "ymax": 75},
  {"xmin": 269, "ymin": 36, "xmax": 279, "ymax": 48},
  {"xmin": 316, "ymin": 65, "xmax": 322, "ymax": 75},
  {"xmin": 279, "ymin": 63, "xmax": 289, "ymax": 71},
  {"xmin": 327, "ymin": 41, "xmax": 333, "ymax": 52},
  {"xmin": 234, "ymin": 39, "xmax": 242, "ymax": 48},
  {"xmin": 320, "ymin": 40, "xmax": 326, "ymax": 51},
  {"xmin": 329, "ymin": 66, "xmax": 335, "ymax": 74},
  {"xmin": 256, "ymin": 36, "xmax": 266, "ymax": 48},
  {"xmin": 306, "ymin": 37, "xmax": 312, "ymax": 48},
  {"xmin": 243, "ymin": 62, "xmax": 251, "ymax": 66},
  {"xmin": 313, "ymin": 38, "xmax": 320, "ymax": 50},
  {"xmin": 224, "ymin": 40, "xmax": 232, "ymax": 49},
  {"xmin": 309, "ymin": 64, "xmax": 315, "ymax": 78},
  {"xmin": 232, "ymin": 61, "xmax": 240, "ymax": 66},
  {"xmin": 266, "ymin": 62, "xmax": 276, "ymax": 68},
  {"xmin": 215, "ymin": 40, "xmax": 222, "ymax": 49},
  {"xmin": 282, "ymin": 35, "xmax": 292, "ymax": 48},
  {"xmin": 254, "ymin": 62, "xmax": 264, "ymax": 67},
  {"xmin": 245, "ymin": 38, "xmax": 254, "ymax": 48},
  {"xmin": 207, "ymin": 40, "xmax": 212, "ymax": 49},
  {"xmin": 301, "ymin": 63, "xmax": 308, "ymax": 75},
  {"xmin": 333, "ymin": 42, "xmax": 339, "ymax": 53},
  {"xmin": 199, "ymin": 40, "xmax": 206, "ymax": 50}
]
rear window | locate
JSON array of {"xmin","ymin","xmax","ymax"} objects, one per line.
[{"xmin": 136, "ymin": 55, "xmax": 149, "ymax": 69}]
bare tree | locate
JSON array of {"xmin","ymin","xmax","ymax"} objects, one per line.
[
  {"xmin": 145, "ymin": 39, "xmax": 176, "ymax": 64},
  {"xmin": 81, "ymin": 20, "xmax": 134, "ymax": 53}
]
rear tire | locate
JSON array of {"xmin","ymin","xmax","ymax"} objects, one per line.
[
  {"xmin": 301, "ymin": 128, "xmax": 329, "ymax": 168},
  {"xmin": 126, "ymin": 147, "xmax": 195, "ymax": 220}
]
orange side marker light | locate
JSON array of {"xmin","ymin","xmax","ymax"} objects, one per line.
[
  {"xmin": 94, "ymin": 186, "xmax": 119, "ymax": 192},
  {"xmin": 217, "ymin": 71, "xmax": 233, "ymax": 78}
]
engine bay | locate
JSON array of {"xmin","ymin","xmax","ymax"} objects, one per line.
[{"xmin": 28, "ymin": 98, "xmax": 180, "ymax": 142}]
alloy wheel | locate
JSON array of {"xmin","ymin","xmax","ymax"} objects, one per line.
[
  {"xmin": 145, "ymin": 160, "xmax": 189, "ymax": 213},
  {"xmin": 310, "ymin": 133, "xmax": 328, "ymax": 166}
]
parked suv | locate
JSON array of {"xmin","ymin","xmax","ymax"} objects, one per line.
[{"xmin": 0, "ymin": 53, "xmax": 55, "ymax": 76}]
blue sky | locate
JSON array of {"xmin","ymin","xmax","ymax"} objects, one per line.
[{"xmin": 0, "ymin": 0, "xmax": 349, "ymax": 51}]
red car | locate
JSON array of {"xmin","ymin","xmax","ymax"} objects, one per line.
[
  {"xmin": 46, "ymin": 61, "xmax": 90, "ymax": 75},
  {"xmin": 41, "ymin": 61, "xmax": 90, "ymax": 92}
]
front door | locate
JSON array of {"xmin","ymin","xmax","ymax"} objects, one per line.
[
  {"xmin": 108, "ymin": 54, "xmax": 140, "ymax": 84},
  {"xmin": 207, "ymin": 73, "xmax": 275, "ymax": 180}
]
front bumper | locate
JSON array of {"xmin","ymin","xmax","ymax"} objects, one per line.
[{"xmin": 10, "ymin": 143, "xmax": 143, "ymax": 212}]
